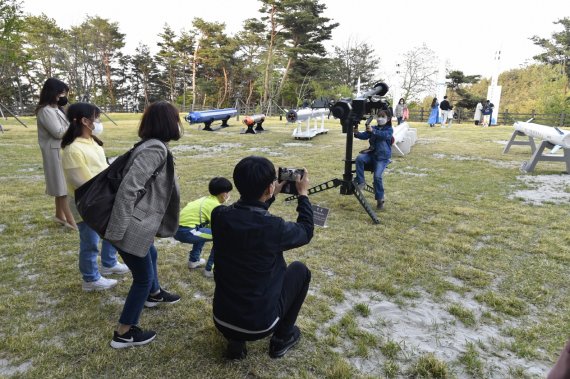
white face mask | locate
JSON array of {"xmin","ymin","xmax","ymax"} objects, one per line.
[
  {"xmin": 377, "ymin": 117, "xmax": 388, "ymax": 125},
  {"xmin": 91, "ymin": 122, "xmax": 103, "ymax": 136}
]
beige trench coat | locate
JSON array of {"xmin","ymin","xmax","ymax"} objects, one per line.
[{"xmin": 37, "ymin": 106, "xmax": 69, "ymax": 196}]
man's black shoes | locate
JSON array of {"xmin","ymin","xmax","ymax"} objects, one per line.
[
  {"xmin": 269, "ymin": 326, "xmax": 301, "ymax": 358},
  {"xmin": 226, "ymin": 340, "xmax": 247, "ymax": 360}
]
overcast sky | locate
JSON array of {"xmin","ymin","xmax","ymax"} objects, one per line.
[{"xmin": 21, "ymin": 0, "xmax": 568, "ymax": 83}]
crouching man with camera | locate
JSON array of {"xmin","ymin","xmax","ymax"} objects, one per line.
[{"xmin": 211, "ymin": 156, "xmax": 314, "ymax": 359}]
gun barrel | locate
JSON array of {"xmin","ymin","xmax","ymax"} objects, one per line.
[{"xmin": 359, "ymin": 82, "xmax": 389, "ymax": 99}]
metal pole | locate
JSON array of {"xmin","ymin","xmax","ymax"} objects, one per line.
[
  {"xmin": 92, "ymin": 103, "xmax": 118, "ymax": 126},
  {"xmin": 0, "ymin": 103, "xmax": 28, "ymax": 128}
]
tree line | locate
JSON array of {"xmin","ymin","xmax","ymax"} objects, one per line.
[
  {"xmin": 0, "ymin": 0, "xmax": 373, "ymax": 114},
  {"xmin": 0, "ymin": 0, "xmax": 568, "ymax": 117}
]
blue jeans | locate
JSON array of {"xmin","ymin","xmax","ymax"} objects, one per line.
[
  {"xmin": 174, "ymin": 226, "xmax": 214, "ymax": 270},
  {"xmin": 116, "ymin": 244, "xmax": 160, "ymax": 326},
  {"xmin": 355, "ymin": 154, "xmax": 389, "ymax": 200},
  {"xmin": 78, "ymin": 222, "xmax": 118, "ymax": 282}
]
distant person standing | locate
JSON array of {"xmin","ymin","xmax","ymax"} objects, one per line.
[
  {"xmin": 427, "ymin": 97, "xmax": 439, "ymax": 127},
  {"xmin": 395, "ymin": 98, "xmax": 406, "ymax": 125},
  {"xmin": 473, "ymin": 101, "xmax": 483, "ymax": 125},
  {"xmin": 35, "ymin": 78, "xmax": 77, "ymax": 230},
  {"xmin": 482, "ymin": 100, "xmax": 494, "ymax": 127},
  {"xmin": 439, "ymin": 96, "xmax": 453, "ymax": 128}
]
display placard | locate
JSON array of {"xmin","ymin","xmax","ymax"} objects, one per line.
[{"xmin": 311, "ymin": 205, "xmax": 330, "ymax": 227}]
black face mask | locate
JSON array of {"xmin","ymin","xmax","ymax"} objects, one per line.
[{"xmin": 57, "ymin": 96, "xmax": 68, "ymax": 107}]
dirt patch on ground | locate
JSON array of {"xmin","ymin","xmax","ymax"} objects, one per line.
[
  {"xmin": 320, "ymin": 290, "xmax": 550, "ymax": 377},
  {"xmin": 510, "ymin": 174, "xmax": 570, "ymax": 205}
]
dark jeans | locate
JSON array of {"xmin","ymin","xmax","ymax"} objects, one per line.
[
  {"xmin": 116, "ymin": 244, "xmax": 160, "ymax": 326},
  {"xmin": 174, "ymin": 226, "xmax": 214, "ymax": 270},
  {"xmin": 215, "ymin": 261, "xmax": 311, "ymax": 341}
]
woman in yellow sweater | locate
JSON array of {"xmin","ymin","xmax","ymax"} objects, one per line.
[{"xmin": 61, "ymin": 103, "xmax": 129, "ymax": 291}]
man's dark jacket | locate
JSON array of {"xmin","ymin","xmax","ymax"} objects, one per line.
[
  {"xmin": 211, "ymin": 195, "xmax": 314, "ymax": 333},
  {"xmin": 440, "ymin": 99, "xmax": 452, "ymax": 111}
]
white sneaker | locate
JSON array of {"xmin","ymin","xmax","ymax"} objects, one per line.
[
  {"xmin": 82, "ymin": 276, "xmax": 118, "ymax": 291},
  {"xmin": 100, "ymin": 262, "xmax": 130, "ymax": 275},
  {"xmin": 203, "ymin": 269, "xmax": 214, "ymax": 278},
  {"xmin": 356, "ymin": 182, "xmax": 366, "ymax": 190},
  {"xmin": 188, "ymin": 258, "xmax": 206, "ymax": 269}
]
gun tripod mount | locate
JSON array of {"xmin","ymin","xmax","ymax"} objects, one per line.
[{"xmin": 283, "ymin": 83, "xmax": 390, "ymax": 224}]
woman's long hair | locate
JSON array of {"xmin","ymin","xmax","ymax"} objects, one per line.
[
  {"xmin": 431, "ymin": 97, "xmax": 438, "ymax": 108},
  {"xmin": 61, "ymin": 103, "xmax": 102, "ymax": 149},
  {"xmin": 35, "ymin": 78, "xmax": 69, "ymax": 114}
]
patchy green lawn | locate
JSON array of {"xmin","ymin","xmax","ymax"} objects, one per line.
[{"xmin": 0, "ymin": 114, "xmax": 568, "ymax": 378}]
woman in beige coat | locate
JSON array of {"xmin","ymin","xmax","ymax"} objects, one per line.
[{"xmin": 35, "ymin": 78, "xmax": 77, "ymax": 230}]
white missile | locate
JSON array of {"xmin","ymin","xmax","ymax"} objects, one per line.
[
  {"xmin": 514, "ymin": 121, "xmax": 570, "ymax": 149},
  {"xmin": 286, "ymin": 108, "xmax": 329, "ymax": 123},
  {"xmin": 391, "ymin": 122, "xmax": 417, "ymax": 156},
  {"xmin": 392, "ymin": 123, "xmax": 410, "ymax": 143}
]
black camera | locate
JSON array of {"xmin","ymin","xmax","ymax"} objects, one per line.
[
  {"xmin": 278, "ymin": 167, "xmax": 305, "ymax": 195},
  {"xmin": 330, "ymin": 82, "xmax": 390, "ymax": 133}
]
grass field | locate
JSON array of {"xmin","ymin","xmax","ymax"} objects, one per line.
[{"xmin": 1, "ymin": 114, "xmax": 569, "ymax": 378}]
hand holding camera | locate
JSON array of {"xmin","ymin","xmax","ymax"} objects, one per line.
[
  {"xmin": 278, "ymin": 167, "xmax": 308, "ymax": 195},
  {"xmin": 296, "ymin": 168, "xmax": 309, "ymax": 197}
]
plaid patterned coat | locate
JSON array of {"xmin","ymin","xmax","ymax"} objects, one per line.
[{"xmin": 104, "ymin": 139, "xmax": 179, "ymax": 257}]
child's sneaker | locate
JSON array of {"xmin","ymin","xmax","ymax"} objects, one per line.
[
  {"xmin": 188, "ymin": 258, "xmax": 206, "ymax": 269},
  {"xmin": 203, "ymin": 269, "xmax": 214, "ymax": 278},
  {"xmin": 144, "ymin": 288, "xmax": 181, "ymax": 308},
  {"xmin": 100, "ymin": 262, "xmax": 130, "ymax": 275},
  {"xmin": 82, "ymin": 276, "xmax": 117, "ymax": 291},
  {"xmin": 110, "ymin": 325, "xmax": 156, "ymax": 349}
]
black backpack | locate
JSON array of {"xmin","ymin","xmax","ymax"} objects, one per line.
[{"xmin": 74, "ymin": 140, "xmax": 167, "ymax": 237}]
